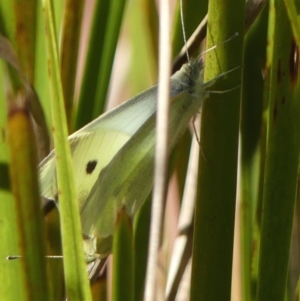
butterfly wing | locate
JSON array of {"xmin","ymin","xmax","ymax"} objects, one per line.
[
  {"xmin": 39, "ymin": 85, "xmax": 159, "ymax": 208},
  {"xmin": 80, "ymin": 61, "xmax": 206, "ymax": 248}
]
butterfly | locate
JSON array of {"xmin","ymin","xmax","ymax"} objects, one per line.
[{"xmin": 39, "ymin": 58, "xmax": 230, "ymax": 261}]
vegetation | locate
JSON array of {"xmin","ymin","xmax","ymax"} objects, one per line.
[{"xmin": 0, "ymin": 0, "xmax": 299, "ymax": 300}]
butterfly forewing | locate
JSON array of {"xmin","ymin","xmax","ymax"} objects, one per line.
[{"xmin": 39, "ymin": 85, "xmax": 159, "ymax": 203}]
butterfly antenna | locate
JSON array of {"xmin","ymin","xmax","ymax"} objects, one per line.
[{"xmin": 180, "ymin": 0, "xmax": 190, "ymax": 63}]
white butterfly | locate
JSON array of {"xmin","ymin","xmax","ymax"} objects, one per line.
[{"xmin": 39, "ymin": 58, "xmax": 225, "ymax": 261}]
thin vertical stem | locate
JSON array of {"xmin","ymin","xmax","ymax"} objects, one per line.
[{"xmin": 144, "ymin": 0, "xmax": 171, "ymax": 300}]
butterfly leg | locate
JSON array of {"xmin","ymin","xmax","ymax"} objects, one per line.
[{"xmin": 203, "ymin": 65, "xmax": 241, "ymax": 90}]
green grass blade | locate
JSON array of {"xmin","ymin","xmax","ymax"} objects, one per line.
[
  {"xmin": 10, "ymin": 1, "xmax": 51, "ymax": 157},
  {"xmin": 12, "ymin": 0, "xmax": 37, "ymax": 82},
  {"xmin": 112, "ymin": 208, "xmax": 134, "ymax": 301},
  {"xmin": 0, "ymin": 1, "xmax": 50, "ymax": 157},
  {"xmin": 45, "ymin": 207, "xmax": 65, "ymax": 301},
  {"xmin": 75, "ymin": 0, "xmax": 121, "ymax": 130},
  {"xmin": 284, "ymin": 0, "xmax": 300, "ymax": 48},
  {"xmin": 60, "ymin": 0, "xmax": 84, "ymax": 131},
  {"xmin": 0, "ymin": 62, "xmax": 26, "ymax": 301},
  {"xmin": 7, "ymin": 105, "xmax": 49, "ymax": 301},
  {"xmin": 93, "ymin": 0, "xmax": 128, "ymax": 117},
  {"xmin": 190, "ymin": 2, "xmax": 245, "ymax": 301},
  {"xmin": 34, "ymin": 0, "xmax": 52, "ymax": 132},
  {"xmin": 128, "ymin": 0, "xmax": 158, "ymax": 93},
  {"xmin": 140, "ymin": 0, "xmax": 158, "ymax": 68},
  {"xmin": 256, "ymin": 0, "xmax": 300, "ymax": 300},
  {"xmin": 240, "ymin": 6, "xmax": 269, "ymax": 301},
  {"xmin": 133, "ymin": 196, "xmax": 151, "ymax": 301},
  {"xmin": 0, "ymin": 2, "xmax": 15, "ymax": 48},
  {"xmin": 34, "ymin": 0, "xmax": 63, "ymax": 134},
  {"xmin": 75, "ymin": 0, "xmax": 110, "ymax": 129},
  {"xmin": 172, "ymin": 0, "xmax": 208, "ymax": 58},
  {"xmin": 42, "ymin": 0, "xmax": 92, "ymax": 300},
  {"xmin": 296, "ymin": 278, "xmax": 300, "ymax": 300}
]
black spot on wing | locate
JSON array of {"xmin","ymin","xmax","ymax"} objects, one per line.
[{"xmin": 86, "ymin": 160, "xmax": 98, "ymax": 174}]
